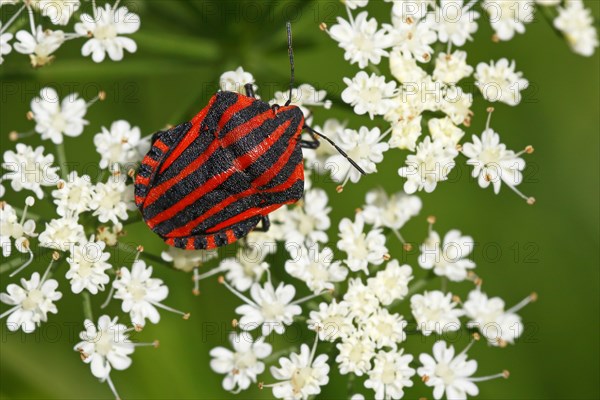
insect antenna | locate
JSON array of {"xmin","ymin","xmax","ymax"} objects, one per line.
[
  {"xmin": 285, "ymin": 21, "xmax": 295, "ymax": 107},
  {"xmin": 304, "ymin": 125, "xmax": 367, "ymax": 175}
]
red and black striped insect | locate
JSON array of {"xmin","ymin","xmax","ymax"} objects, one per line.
[{"xmin": 134, "ymin": 23, "xmax": 364, "ymax": 250}]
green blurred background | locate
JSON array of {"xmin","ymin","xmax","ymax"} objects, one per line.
[{"xmin": 0, "ymin": 1, "xmax": 598, "ymax": 399}]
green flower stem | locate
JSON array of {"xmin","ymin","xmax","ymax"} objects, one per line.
[
  {"xmin": 539, "ymin": 5, "xmax": 564, "ymax": 39},
  {"xmin": 368, "ymin": 63, "xmax": 381, "ymax": 75},
  {"xmin": 0, "ymin": 256, "xmax": 28, "ymax": 274},
  {"xmin": 56, "ymin": 143, "xmax": 69, "ymax": 180},
  {"xmin": 82, "ymin": 292, "xmax": 94, "ymax": 321},
  {"xmin": 11, "ymin": 206, "xmax": 42, "ymax": 222}
]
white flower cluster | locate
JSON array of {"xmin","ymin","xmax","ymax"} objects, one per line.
[
  {"xmin": 325, "ymin": 0, "xmax": 597, "ymax": 202},
  {"xmin": 200, "ymin": 176, "xmax": 536, "ymax": 399},
  {"xmin": 0, "ymin": 84, "xmax": 195, "ymax": 398},
  {"xmin": 0, "ymin": 0, "xmax": 140, "ymax": 67}
]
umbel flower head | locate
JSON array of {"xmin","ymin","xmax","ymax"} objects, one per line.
[
  {"xmin": 113, "ymin": 259, "xmax": 189, "ymax": 327},
  {"xmin": 210, "ymin": 333, "xmax": 272, "ymax": 393},
  {"xmin": 0, "ymin": 271, "xmax": 62, "ymax": 333},
  {"xmin": 75, "ymin": 4, "xmax": 140, "ymax": 63}
]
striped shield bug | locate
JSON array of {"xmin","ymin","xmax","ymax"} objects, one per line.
[{"xmin": 134, "ymin": 23, "xmax": 365, "ymax": 250}]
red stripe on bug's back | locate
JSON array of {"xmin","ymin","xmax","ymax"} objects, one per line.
[
  {"xmin": 136, "ymin": 176, "xmax": 150, "ymax": 186},
  {"xmin": 253, "ymin": 125, "xmax": 303, "ymax": 188},
  {"xmin": 214, "ymin": 95, "xmax": 254, "ymax": 135},
  {"xmin": 154, "ymin": 140, "xmax": 169, "ymax": 153},
  {"xmin": 205, "ymin": 207, "xmax": 263, "ymax": 233},
  {"xmin": 159, "ymin": 96, "xmax": 217, "ymax": 174},
  {"xmin": 147, "ymin": 166, "xmax": 236, "ymax": 228},
  {"xmin": 186, "ymin": 237, "xmax": 195, "ymax": 250},
  {"xmin": 221, "ymin": 109, "xmax": 274, "ymax": 147},
  {"xmin": 206, "ymin": 235, "xmax": 216, "ymax": 249},
  {"xmin": 144, "ymin": 141, "xmax": 220, "ymax": 207},
  {"xmin": 235, "ymin": 120, "xmax": 292, "ymax": 170},
  {"xmin": 164, "ymin": 188, "xmax": 256, "ymax": 238},
  {"xmin": 226, "ymin": 229, "xmax": 236, "ymax": 243},
  {"xmin": 262, "ymin": 162, "xmax": 304, "ymax": 194}
]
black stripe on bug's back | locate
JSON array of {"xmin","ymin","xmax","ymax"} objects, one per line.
[
  {"xmin": 151, "ymin": 170, "xmax": 256, "ymax": 237},
  {"xmin": 142, "ymin": 148, "xmax": 239, "ymax": 223},
  {"xmin": 217, "ymin": 99, "xmax": 270, "ymax": 139}
]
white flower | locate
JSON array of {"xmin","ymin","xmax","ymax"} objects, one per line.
[
  {"xmin": 483, "ymin": 0, "xmax": 535, "ymax": 41},
  {"xmin": 433, "ymin": 50, "xmax": 473, "ymax": 84},
  {"xmin": 428, "ymin": 117, "xmax": 465, "ymax": 148},
  {"xmin": 463, "ymin": 289, "xmax": 529, "ymax": 346},
  {"xmin": 14, "ymin": 27, "xmax": 65, "ymax": 67},
  {"xmin": 35, "ymin": 0, "xmax": 80, "ymax": 25},
  {"xmin": 440, "ymin": 85, "xmax": 473, "ymax": 125},
  {"xmin": 29, "ymin": 87, "xmax": 88, "ymax": 144},
  {"xmin": 90, "ymin": 173, "xmax": 135, "ymax": 224},
  {"xmin": 75, "ymin": 4, "xmax": 140, "ymax": 62},
  {"xmin": 235, "ymin": 281, "xmax": 301, "ymax": 335},
  {"xmin": 361, "ymin": 189, "xmax": 422, "ymax": 231},
  {"xmin": 462, "ymin": 129, "xmax": 526, "ymax": 194},
  {"xmin": 74, "ymin": 315, "xmax": 134, "ymax": 380},
  {"xmin": 346, "ymin": 0, "xmax": 369, "ymax": 9},
  {"xmin": 417, "ymin": 340, "xmax": 479, "ymax": 400},
  {"xmin": 0, "ymin": 24, "xmax": 12, "ymax": 64},
  {"xmin": 271, "ymin": 83, "xmax": 331, "ymax": 125},
  {"xmin": 308, "ymin": 300, "xmax": 354, "ymax": 342},
  {"xmin": 285, "ymin": 245, "xmax": 347, "ymax": 294},
  {"xmin": 210, "ymin": 333, "xmax": 272, "ymax": 393},
  {"xmin": 52, "ymin": 171, "xmax": 94, "ymax": 217},
  {"xmin": 386, "ymin": 0, "xmax": 434, "ymax": 21},
  {"xmin": 94, "ymin": 120, "xmax": 143, "ymax": 169},
  {"xmin": 96, "ymin": 223, "xmax": 123, "ymax": 247},
  {"xmin": 0, "ymin": 202, "xmax": 36, "ymax": 257},
  {"xmin": 389, "ymin": 114, "xmax": 422, "ymax": 151},
  {"xmin": 161, "ymin": 247, "xmax": 218, "ymax": 273},
  {"xmin": 343, "ymin": 278, "xmax": 379, "ymax": 320},
  {"xmin": 113, "ymin": 260, "xmax": 171, "ymax": 327},
  {"xmin": 367, "ymin": 260, "xmax": 413, "ymax": 306},
  {"xmin": 475, "ymin": 59, "xmax": 529, "ymax": 106},
  {"xmin": 336, "ymin": 330, "xmax": 376, "ymax": 376},
  {"xmin": 0, "ymin": 272, "xmax": 62, "ymax": 333},
  {"xmin": 221, "ymin": 246, "xmax": 270, "ymax": 292},
  {"xmin": 337, "ymin": 215, "xmax": 388, "ymax": 274},
  {"xmin": 419, "ymin": 229, "xmax": 475, "ymax": 281},
  {"xmin": 398, "ymin": 136, "xmax": 458, "ymax": 194},
  {"xmin": 432, "ymin": 0, "xmax": 479, "ymax": 47},
  {"xmin": 269, "ymin": 343, "xmax": 330, "ymax": 400},
  {"xmin": 411, "ymin": 290, "xmax": 465, "ymax": 335},
  {"xmin": 342, "ymin": 72, "xmax": 397, "ymax": 119},
  {"xmin": 220, "ymin": 66, "xmax": 256, "ymax": 94},
  {"xmin": 286, "ymin": 188, "xmax": 331, "ymax": 246},
  {"xmin": 2, "ymin": 144, "xmax": 60, "ymax": 198},
  {"xmin": 386, "ymin": 14, "xmax": 437, "ymax": 62},
  {"xmin": 536, "ymin": 0, "xmax": 561, "ymax": 5},
  {"xmin": 553, "ymin": 0, "xmax": 599, "ymax": 57},
  {"xmin": 66, "ymin": 237, "xmax": 112, "ymax": 294},
  {"xmin": 326, "ymin": 126, "xmax": 389, "ymax": 184},
  {"xmin": 328, "ymin": 11, "xmax": 390, "ymax": 68},
  {"xmin": 364, "ymin": 349, "xmax": 415, "ymax": 400},
  {"xmin": 363, "ymin": 308, "xmax": 407, "ymax": 349},
  {"xmin": 389, "ymin": 49, "xmax": 428, "ymax": 83},
  {"xmin": 39, "ymin": 217, "xmax": 85, "ymax": 252}
]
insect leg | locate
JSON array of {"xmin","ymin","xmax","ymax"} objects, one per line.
[
  {"xmin": 244, "ymin": 83, "xmax": 256, "ymax": 98},
  {"xmin": 299, "ymin": 124, "xmax": 320, "ymax": 149},
  {"xmin": 253, "ymin": 215, "xmax": 271, "ymax": 232}
]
